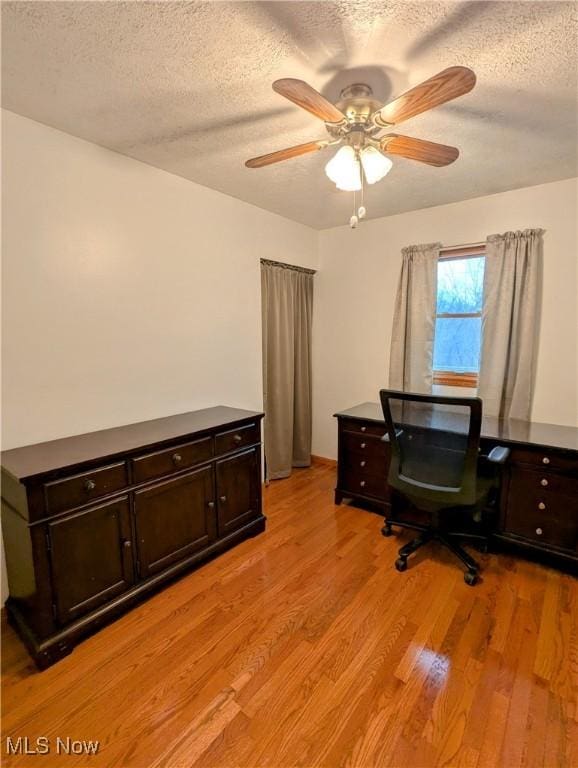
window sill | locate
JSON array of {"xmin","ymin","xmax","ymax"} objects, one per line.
[{"xmin": 433, "ymin": 371, "xmax": 478, "ymax": 388}]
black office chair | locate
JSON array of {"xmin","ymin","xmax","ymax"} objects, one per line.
[{"xmin": 379, "ymin": 389, "xmax": 510, "ymax": 585}]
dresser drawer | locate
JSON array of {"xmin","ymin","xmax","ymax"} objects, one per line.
[
  {"xmin": 215, "ymin": 422, "xmax": 260, "ymax": 456},
  {"xmin": 341, "ymin": 467, "xmax": 388, "ymax": 502},
  {"xmin": 341, "ymin": 431, "xmax": 387, "ymax": 459},
  {"xmin": 131, "ymin": 437, "xmax": 213, "ymax": 484},
  {"xmin": 339, "ymin": 418, "xmax": 386, "ymax": 439},
  {"xmin": 509, "ymin": 447, "xmax": 578, "ymax": 474},
  {"xmin": 44, "ymin": 462, "xmax": 128, "ymax": 516}
]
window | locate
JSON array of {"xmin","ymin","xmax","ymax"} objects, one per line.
[{"xmin": 433, "ymin": 248, "xmax": 485, "ymax": 388}]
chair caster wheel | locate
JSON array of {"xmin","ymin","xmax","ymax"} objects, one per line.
[
  {"xmin": 381, "ymin": 524, "xmax": 393, "ymax": 537},
  {"xmin": 395, "ymin": 557, "xmax": 407, "ymax": 572},
  {"xmin": 464, "ymin": 571, "xmax": 478, "ymax": 586}
]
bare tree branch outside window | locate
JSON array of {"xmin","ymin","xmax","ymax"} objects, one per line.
[{"xmin": 433, "ymin": 255, "xmax": 485, "ymax": 384}]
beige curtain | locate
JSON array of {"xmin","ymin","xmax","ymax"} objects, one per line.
[
  {"xmin": 478, "ymin": 229, "xmax": 543, "ymax": 421},
  {"xmin": 389, "ymin": 243, "xmax": 440, "ymax": 392},
  {"xmin": 261, "ymin": 261, "xmax": 314, "ymax": 480}
]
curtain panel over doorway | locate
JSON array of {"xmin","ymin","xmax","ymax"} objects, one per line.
[{"xmin": 261, "ymin": 260, "xmax": 314, "ymax": 480}]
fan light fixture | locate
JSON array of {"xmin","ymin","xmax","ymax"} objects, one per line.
[
  {"xmin": 324, "ymin": 146, "xmax": 361, "ymax": 191},
  {"xmin": 324, "ymin": 145, "xmax": 393, "ymax": 225},
  {"xmin": 324, "ymin": 145, "xmax": 392, "ymax": 192},
  {"xmin": 360, "ymin": 146, "xmax": 393, "ymax": 184}
]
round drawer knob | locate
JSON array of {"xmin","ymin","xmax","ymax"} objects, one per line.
[
  {"xmin": 542, "ymin": 457, "xmax": 550, "ymax": 465},
  {"xmin": 360, "ymin": 460, "xmax": 366, "ymax": 467},
  {"xmin": 360, "ymin": 481, "xmax": 366, "ymax": 488},
  {"xmin": 536, "ymin": 527, "xmax": 543, "ymax": 536},
  {"xmin": 540, "ymin": 478, "xmax": 548, "ymax": 487},
  {"xmin": 360, "ymin": 442, "xmax": 366, "ymax": 449},
  {"xmin": 84, "ymin": 479, "xmax": 96, "ymax": 492},
  {"xmin": 233, "ymin": 434, "xmax": 243, "ymax": 444},
  {"xmin": 220, "ymin": 495, "xmax": 227, "ymax": 503},
  {"xmin": 208, "ymin": 501, "xmax": 215, "ymax": 509},
  {"xmin": 172, "ymin": 453, "xmax": 182, "ymax": 464},
  {"xmin": 538, "ymin": 502, "xmax": 546, "ymax": 510},
  {"xmin": 360, "ymin": 426, "xmax": 367, "ymax": 432},
  {"xmin": 122, "ymin": 539, "xmax": 132, "ymax": 549}
]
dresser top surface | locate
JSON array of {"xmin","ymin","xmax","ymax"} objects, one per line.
[
  {"xmin": 2, "ymin": 406, "xmax": 263, "ymax": 482},
  {"xmin": 335, "ymin": 402, "xmax": 578, "ymax": 453}
]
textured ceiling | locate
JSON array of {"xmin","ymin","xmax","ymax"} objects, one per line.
[{"xmin": 2, "ymin": 1, "xmax": 577, "ymax": 229}]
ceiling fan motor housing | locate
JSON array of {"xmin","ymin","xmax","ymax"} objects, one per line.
[{"xmin": 328, "ymin": 83, "xmax": 383, "ymax": 138}]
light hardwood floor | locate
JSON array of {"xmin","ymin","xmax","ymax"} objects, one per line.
[{"xmin": 2, "ymin": 462, "xmax": 577, "ymax": 767}]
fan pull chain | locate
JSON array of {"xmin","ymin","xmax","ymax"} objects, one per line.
[
  {"xmin": 349, "ymin": 153, "xmax": 362, "ymax": 229},
  {"xmin": 350, "ymin": 159, "xmax": 367, "ymax": 228},
  {"xmin": 358, "ymin": 164, "xmax": 367, "ymax": 220},
  {"xmin": 350, "ymin": 187, "xmax": 358, "ymax": 229}
]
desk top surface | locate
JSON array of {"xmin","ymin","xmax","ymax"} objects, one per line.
[
  {"xmin": 2, "ymin": 406, "xmax": 264, "ymax": 482},
  {"xmin": 335, "ymin": 402, "xmax": 578, "ymax": 453}
]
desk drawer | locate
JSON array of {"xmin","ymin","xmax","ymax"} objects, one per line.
[
  {"xmin": 509, "ymin": 447, "xmax": 578, "ymax": 474},
  {"xmin": 506, "ymin": 470, "xmax": 578, "ymax": 551},
  {"xmin": 342, "ymin": 451, "xmax": 387, "ymax": 478},
  {"xmin": 44, "ymin": 462, "xmax": 128, "ymax": 516},
  {"xmin": 509, "ymin": 467, "xmax": 578, "ymax": 499},
  {"xmin": 131, "ymin": 437, "xmax": 213, "ymax": 484},
  {"xmin": 341, "ymin": 432, "xmax": 387, "ymax": 459},
  {"xmin": 340, "ymin": 418, "xmax": 386, "ymax": 439},
  {"xmin": 341, "ymin": 467, "xmax": 388, "ymax": 502},
  {"xmin": 215, "ymin": 422, "xmax": 260, "ymax": 456}
]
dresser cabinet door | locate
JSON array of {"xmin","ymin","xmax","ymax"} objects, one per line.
[
  {"xmin": 216, "ymin": 448, "xmax": 260, "ymax": 536},
  {"xmin": 48, "ymin": 497, "xmax": 135, "ymax": 626},
  {"xmin": 134, "ymin": 466, "xmax": 216, "ymax": 579}
]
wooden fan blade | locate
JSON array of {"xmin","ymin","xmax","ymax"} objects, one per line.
[
  {"xmin": 374, "ymin": 66, "xmax": 476, "ymax": 126},
  {"xmin": 380, "ymin": 135, "xmax": 459, "ymax": 166},
  {"xmin": 245, "ymin": 140, "xmax": 328, "ymax": 168},
  {"xmin": 273, "ymin": 78, "xmax": 346, "ymax": 124}
]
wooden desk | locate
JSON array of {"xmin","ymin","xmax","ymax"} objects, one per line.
[
  {"xmin": 1, "ymin": 406, "xmax": 265, "ymax": 668},
  {"xmin": 334, "ymin": 402, "xmax": 578, "ymax": 570}
]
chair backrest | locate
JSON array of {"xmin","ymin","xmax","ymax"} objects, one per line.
[{"xmin": 379, "ymin": 389, "xmax": 483, "ymax": 508}]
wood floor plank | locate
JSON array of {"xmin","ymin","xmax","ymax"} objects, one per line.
[
  {"xmin": 500, "ymin": 599, "xmax": 539, "ymax": 768},
  {"xmin": 534, "ymin": 569, "xmax": 562, "ymax": 681},
  {"xmin": 1, "ymin": 463, "xmax": 576, "ymax": 767},
  {"xmin": 477, "ymin": 690, "xmax": 510, "ymax": 768}
]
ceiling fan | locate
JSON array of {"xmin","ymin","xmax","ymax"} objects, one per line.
[{"xmin": 245, "ymin": 66, "xmax": 476, "ymax": 226}]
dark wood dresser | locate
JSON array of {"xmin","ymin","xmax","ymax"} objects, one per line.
[
  {"xmin": 1, "ymin": 406, "xmax": 265, "ymax": 668},
  {"xmin": 335, "ymin": 402, "xmax": 578, "ymax": 570}
]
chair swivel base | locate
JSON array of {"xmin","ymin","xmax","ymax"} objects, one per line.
[{"xmin": 382, "ymin": 524, "xmax": 481, "ymax": 586}]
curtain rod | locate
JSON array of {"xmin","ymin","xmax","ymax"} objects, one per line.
[
  {"xmin": 441, "ymin": 241, "xmax": 485, "ymax": 251},
  {"xmin": 261, "ymin": 258, "xmax": 316, "ymax": 275}
]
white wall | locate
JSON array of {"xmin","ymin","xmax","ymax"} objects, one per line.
[
  {"xmin": 2, "ymin": 111, "xmax": 577, "ymax": 605},
  {"xmin": 312, "ymin": 178, "xmax": 578, "ymax": 459},
  {"xmin": 1, "ymin": 110, "xmax": 318, "ymax": 450},
  {"xmin": 1, "ymin": 110, "xmax": 318, "ymax": 603}
]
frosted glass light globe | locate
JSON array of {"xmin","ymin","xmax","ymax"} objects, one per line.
[
  {"xmin": 360, "ymin": 147, "xmax": 392, "ymax": 184},
  {"xmin": 325, "ymin": 146, "xmax": 362, "ymax": 191}
]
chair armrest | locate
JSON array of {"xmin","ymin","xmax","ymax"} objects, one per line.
[
  {"xmin": 381, "ymin": 429, "xmax": 403, "ymax": 443},
  {"xmin": 485, "ymin": 446, "xmax": 510, "ymax": 464}
]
